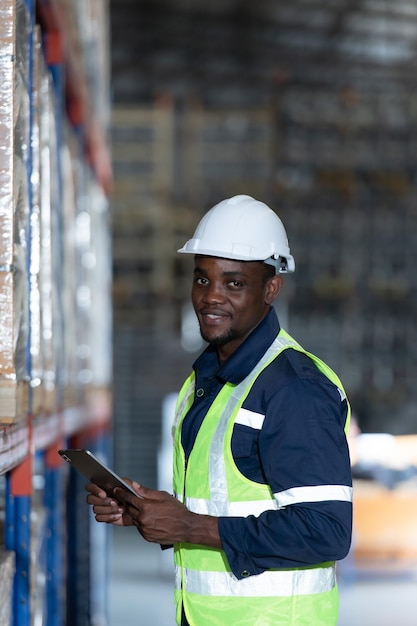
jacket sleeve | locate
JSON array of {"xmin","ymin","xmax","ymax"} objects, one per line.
[{"xmin": 218, "ymin": 377, "xmax": 352, "ymax": 580}]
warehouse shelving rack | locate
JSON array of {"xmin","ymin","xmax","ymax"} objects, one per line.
[{"xmin": 0, "ymin": 1, "xmax": 112, "ymax": 624}]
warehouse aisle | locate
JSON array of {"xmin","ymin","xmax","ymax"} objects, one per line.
[
  {"xmin": 109, "ymin": 530, "xmax": 417, "ymax": 626},
  {"xmin": 109, "ymin": 528, "xmax": 175, "ymax": 625}
]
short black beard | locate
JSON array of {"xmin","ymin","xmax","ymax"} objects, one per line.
[{"xmin": 200, "ymin": 327, "xmax": 239, "ymax": 347}]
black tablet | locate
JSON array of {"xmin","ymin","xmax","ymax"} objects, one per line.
[{"xmin": 58, "ymin": 448, "xmax": 139, "ymax": 497}]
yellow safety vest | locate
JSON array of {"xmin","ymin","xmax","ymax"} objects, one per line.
[{"xmin": 172, "ymin": 328, "xmax": 351, "ymax": 626}]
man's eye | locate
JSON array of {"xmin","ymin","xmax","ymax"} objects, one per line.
[
  {"xmin": 229, "ymin": 280, "xmax": 243, "ymax": 288},
  {"xmin": 195, "ymin": 277, "xmax": 208, "ymax": 285}
]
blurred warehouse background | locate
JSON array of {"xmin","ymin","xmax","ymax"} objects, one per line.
[{"xmin": 109, "ymin": 0, "xmax": 417, "ymax": 578}]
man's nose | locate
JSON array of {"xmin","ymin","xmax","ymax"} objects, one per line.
[{"xmin": 202, "ymin": 281, "xmax": 225, "ymax": 303}]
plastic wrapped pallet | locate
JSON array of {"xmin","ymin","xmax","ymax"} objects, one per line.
[
  {"xmin": 74, "ymin": 0, "xmax": 111, "ymax": 130},
  {"xmin": 87, "ymin": 178, "xmax": 112, "ymax": 390},
  {"xmin": 38, "ymin": 58, "xmax": 61, "ymax": 415},
  {"xmin": 60, "ymin": 127, "xmax": 83, "ymax": 409},
  {"xmin": 83, "ymin": 174, "xmax": 112, "ymax": 423},
  {"xmin": 29, "ymin": 27, "xmax": 45, "ymax": 416},
  {"xmin": 0, "ymin": 0, "xmax": 30, "ymax": 422},
  {"xmin": 0, "ymin": 550, "xmax": 15, "ymax": 626},
  {"xmin": 30, "ymin": 24, "xmax": 64, "ymax": 417},
  {"xmin": 66, "ymin": 0, "xmax": 112, "ymax": 193}
]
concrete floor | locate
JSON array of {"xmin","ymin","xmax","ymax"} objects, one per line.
[{"xmin": 109, "ymin": 529, "xmax": 417, "ymax": 626}]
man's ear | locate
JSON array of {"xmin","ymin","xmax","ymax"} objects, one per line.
[{"xmin": 265, "ymin": 275, "xmax": 284, "ymax": 305}]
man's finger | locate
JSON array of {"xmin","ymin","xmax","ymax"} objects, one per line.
[{"xmin": 85, "ymin": 482, "xmax": 107, "ymax": 498}]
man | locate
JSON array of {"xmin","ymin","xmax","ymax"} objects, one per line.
[{"xmin": 86, "ymin": 195, "xmax": 352, "ymax": 625}]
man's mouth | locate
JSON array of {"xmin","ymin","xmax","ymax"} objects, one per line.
[{"xmin": 200, "ymin": 310, "xmax": 229, "ymax": 324}]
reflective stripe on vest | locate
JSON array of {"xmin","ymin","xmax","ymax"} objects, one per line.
[
  {"xmin": 175, "ymin": 564, "xmax": 336, "ymax": 597},
  {"xmin": 177, "ymin": 495, "xmax": 279, "ymax": 516},
  {"xmin": 176, "ymin": 481, "xmax": 353, "ymax": 517}
]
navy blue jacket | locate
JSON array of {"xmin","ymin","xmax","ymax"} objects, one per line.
[{"xmin": 181, "ymin": 307, "xmax": 352, "ymax": 580}]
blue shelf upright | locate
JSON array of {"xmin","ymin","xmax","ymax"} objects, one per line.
[
  {"xmin": 44, "ymin": 445, "xmax": 67, "ymax": 626},
  {"xmin": 6, "ymin": 455, "xmax": 33, "ymax": 626}
]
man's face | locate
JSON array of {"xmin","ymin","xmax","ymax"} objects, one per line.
[{"xmin": 191, "ymin": 256, "xmax": 282, "ymax": 362}]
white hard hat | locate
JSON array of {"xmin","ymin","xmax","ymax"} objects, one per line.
[{"xmin": 178, "ymin": 195, "xmax": 295, "ymax": 273}]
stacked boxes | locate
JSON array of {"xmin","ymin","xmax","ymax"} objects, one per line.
[
  {"xmin": 1, "ymin": 0, "xmax": 112, "ymax": 424},
  {"xmin": 0, "ymin": 0, "xmax": 30, "ymax": 422}
]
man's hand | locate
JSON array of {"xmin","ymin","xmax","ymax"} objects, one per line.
[
  {"xmin": 114, "ymin": 484, "xmax": 222, "ymax": 549},
  {"xmin": 86, "ymin": 480, "xmax": 136, "ymax": 526}
]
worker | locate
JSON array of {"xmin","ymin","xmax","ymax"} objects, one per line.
[{"xmin": 86, "ymin": 195, "xmax": 352, "ymax": 626}]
